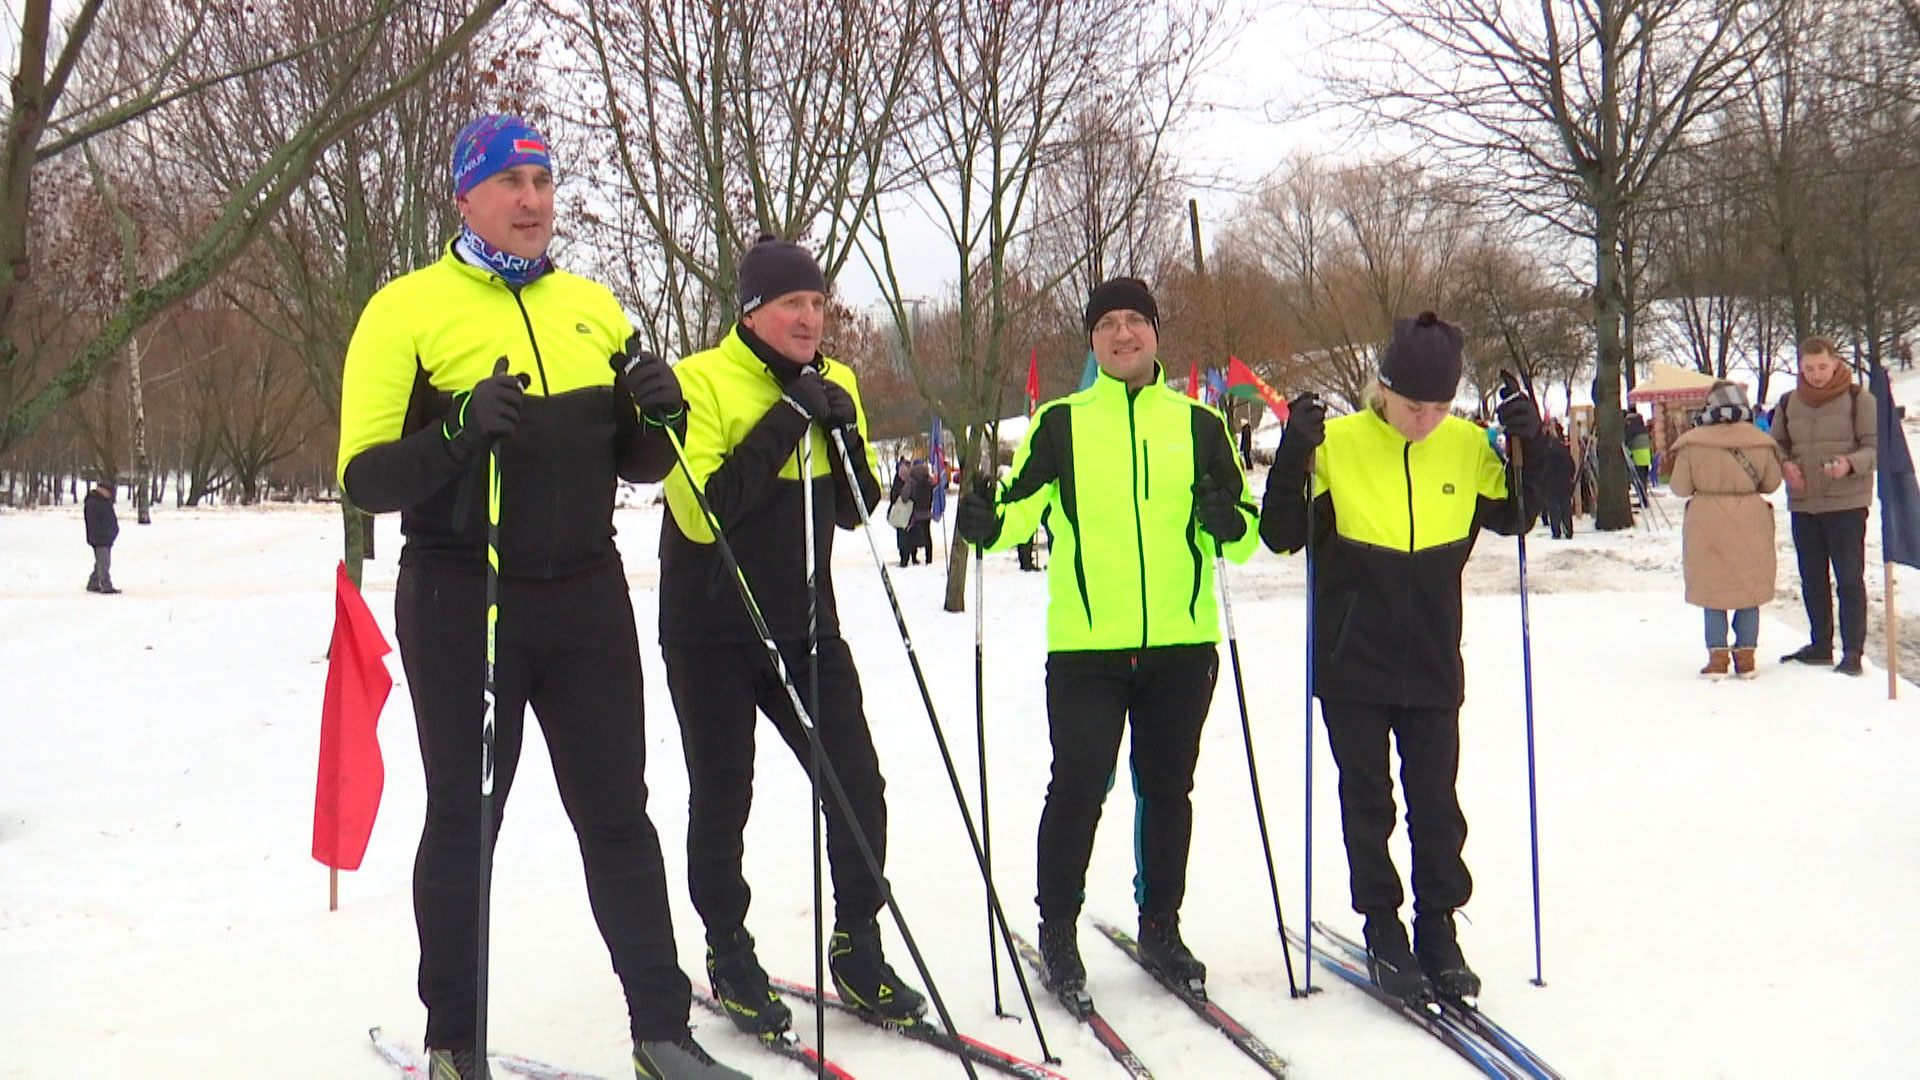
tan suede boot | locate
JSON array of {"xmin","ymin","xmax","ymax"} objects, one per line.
[
  {"xmin": 1701, "ymin": 648, "xmax": 1732, "ymax": 680},
  {"xmin": 1733, "ymin": 648, "xmax": 1757, "ymax": 679}
]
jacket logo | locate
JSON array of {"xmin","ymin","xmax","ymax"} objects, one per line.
[
  {"xmin": 575, "ymin": 322, "xmax": 591, "ymax": 334},
  {"xmin": 1442, "ymin": 482, "xmax": 1456, "ymax": 495}
]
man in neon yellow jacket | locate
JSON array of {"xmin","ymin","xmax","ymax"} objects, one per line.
[
  {"xmin": 956, "ymin": 277, "xmax": 1257, "ymax": 1005},
  {"xmin": 337, "ymin": 115, "xmax": 746, "ymax": 1080}
]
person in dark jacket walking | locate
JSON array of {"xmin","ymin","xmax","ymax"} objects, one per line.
[
  {"xmin": 955, "ymin": 277, "xmax": 1258, "ymax": 1004},
  {"xmin": 888, "ymin": 459, "xmax": 917, "ymax": 566},
  {"xmin": 1259, "ymin": 312, "xmax": 1547, "ymax": 1008},
  {"xmin": 907, "ymin": 458, "xmax": 936, "ymax": 564},
  {"xmin": 83, "ymin": 479, "xmax": 120, "ymax": 593},
  {"xmin": 659, "ymin": 233, "xmax": 922, "ymax": 1036},
  {"xmin": 1537, "ymin": 421, "xmax": 1576, "ymax": 539},
  {"xmin": 336, "ymin": 115, "xmax": 746, "ymax": 1080}
]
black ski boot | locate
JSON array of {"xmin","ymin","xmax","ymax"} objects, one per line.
[
  {"xmin": 1137, "ymin": 911, "xmax": 1207, "ymax": 998},
  {"xmin": 426, "ymin": 1048, "xmax": 489, "ymax": 1080},
  {"xmin": 1414, "ymin": 911, "xmax": 1482, "ymax": 1002},
  {"xmin": 632, "ymin": 1032, "xmax": 751, "ymax": 1079},
  {"xmin": 1363, "ymin": 912, "xmax": 1436, "ymax": 1007},
  {"xmin": 1038, "ymin": 919, "xmax": 1088, "ymax": 1002},
  {"xmin": 829, "ymin": 921, "xmax": 928, "ymax": 1021},
  {"xmin": 706, "ymin": 927, "xmax": 791, "ymax": 1036}
]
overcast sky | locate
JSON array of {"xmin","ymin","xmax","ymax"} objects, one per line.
[{"xmin": 836, "ymin": 0, "xmax": 1339, "ymax": 309}]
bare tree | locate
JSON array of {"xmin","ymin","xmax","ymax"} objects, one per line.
[
  {"xmin": 862, "ymin": 0, "xmax": 1224, "ymax": 611},
  {"xmin": 1234, "ymin": 157, "xmax": 1470, "ymax": 410},
  {"xmin": 0, "ymin": 0, "xmax": 507, "ymax": 455},
  {"xmin": 1328, "ymin": 0, "xmax": 1774, "ymax": 528},
  {"xmin": 541, "ymin": 0, "xmax": 927, "ymax": 357}
]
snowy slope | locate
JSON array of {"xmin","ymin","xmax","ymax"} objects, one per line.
[{"xmin": 2, "ymin": 480, "xmax": 1918, "ymax": 1078}]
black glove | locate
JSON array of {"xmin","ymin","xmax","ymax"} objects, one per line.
[
  {"xmin": 446, "ymin": 355, "xmax": 529, "ymax": 448},
  {"xmin": 1496, "ymin": 388, "xmax": 1542, "ymax": 442},
  {"xmin": 1273, "ymin": 393, "xmax": 1326, "ymax": 470},
  {"xmin": 955, "ymin": 484, "xmax": 1002, "ymax": 547},
  {"xmin": 784, "ymin": 371, "xmax": 859, "ymax": 430},
  {"xmin": 1192, "ymin": 475, "xmax": 1246, "ymax": 543},
  {"xmin": 610, "ymin": 336, "xmax": 686, "ymax": 422}
]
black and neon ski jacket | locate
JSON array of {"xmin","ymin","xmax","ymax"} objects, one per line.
[
  {"xmin": 985, "ymin": 364, "xmax": 1258, "ymax": 653},
  {"xmin": 659, "ymin": 326, "xmax": 882, "ymax": 646},
  {"xmin": 336, "ymin": 243, "xmax": 674, "ymax": 580},
  {"xmin": 1260, "ymin": 408, "xmax": 1540, "ymax": 708}
]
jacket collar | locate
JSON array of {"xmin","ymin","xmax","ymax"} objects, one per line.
[{"xmin": 1086, "ymin": 359, "xmax": 1167, "ymax": 401}]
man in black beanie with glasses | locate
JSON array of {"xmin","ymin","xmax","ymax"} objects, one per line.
[{"xmin": 658, "ymin": 233, "xmax": 920, "ymax": 1035}]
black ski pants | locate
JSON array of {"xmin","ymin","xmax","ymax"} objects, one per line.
[
  {"xmin": 1035, "ymin": 645, "xmax": 1218, "ymax": 924},
  {"xmin": 1790, "ymin": 508, "xmax": 1869, "ymax": 657},
  {"xmin": 395, "ymin": 561, "xmax": 689, "ymax": 1049},
  {"xmin": 1320, "ymin": 700, "xmax": 1473, "ymax": 918},
  {"xmin": 664, "ymin": 637, "xmax": 889, "ymax": 943}
]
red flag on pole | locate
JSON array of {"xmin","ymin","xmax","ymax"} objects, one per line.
[
  {"xmin": 1188, "ymin": 359, "xmax": 1201, "ymax": 401},
  {"xmin": 1026, "ymin": 348, "xmax": 1041, "ymax": 416},
  {"xmin": 312, "ymin": 560, "xmax": 393, "ymax": 873},
  {"xmin": 1223, "ymin": 355, "xmax": 1291, "ymax": 424}
]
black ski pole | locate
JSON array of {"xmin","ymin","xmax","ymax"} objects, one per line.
[
  {"xmin": 800, "ymin": 429, "xmax": 827, "ymax": 1076},
  {"xmin": 1498, "ymin": 373, "xmax": 1547, "ymax": 989},
  {"xmin": 973, "ymin": 478, "xmax": 1003, "ymax": 1017},
  {"xmin": 1301, "ymin": 462, "xmax": 1318, "ymax": 995},
  {"xmin": 475, "ymin": 442, "xmax": 501, "ymax": 1067},
  {"xmin": 1213, "ymin": 548, "xmax": 1300, "ymax": 998},
  {"xmin": 827, "ymin": 429, "xmax": 1056, "ymax": 1062},
  {"xmin": 664, "ymin": 424, "xmax": 982, "ymax": 1079}
]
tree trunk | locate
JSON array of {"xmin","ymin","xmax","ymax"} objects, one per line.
[
  {"xmin": 128, "ymin": 335, "xmax": 152, "ymax": 524},
  {"xmin": 1592, "ymin": 202, "xmax": 1636, "ymax": 531}
]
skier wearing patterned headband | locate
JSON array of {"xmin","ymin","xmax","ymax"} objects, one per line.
[{"xmin": 337, "ymin": 114, "xmax": 747, "ymax": 1080}]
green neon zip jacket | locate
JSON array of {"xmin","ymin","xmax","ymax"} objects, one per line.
[{"xmin": 988, "ymin": 364, "xmax": 1258, "ymax": 652}]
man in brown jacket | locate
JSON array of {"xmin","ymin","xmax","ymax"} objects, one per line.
[{"xmin": 1772, "ymin": 336, "xmax": 1877, "ymax": 676}]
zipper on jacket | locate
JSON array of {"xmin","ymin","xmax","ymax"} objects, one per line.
[
  {"xmin": 1142, "ymin": 439, "xmax": 1151, "ymax": 498},
  {"xmin": 509, "ymin": 286, "xmax": 553, "ymax": 394},
  {"xmin": 1129, "ymin": 394, "xmax": 1149, "ymax": 649},
  {"xmin": 1403, "ymin": 443, "xmax": 1415, "ymax": 551},
  {"xmin": 1402, "ymin": 441, "xmax": 1414, "ymax": 706}
]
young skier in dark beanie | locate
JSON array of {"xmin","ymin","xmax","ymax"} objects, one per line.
[
  {"xmin": 658, "ymin": 233, "xmax": 920, "ymax": 1034},
  {"xmin": 337, "ymin": 115, "xmax": 746, "ymax": 1080},
  {"xmin": 955, "ymin": 277, "xmax": 1258, "ymax": 1003},
  {"xmin": 1259, "ymin": 312, "xmax": 1548, "ymax": 1005}
]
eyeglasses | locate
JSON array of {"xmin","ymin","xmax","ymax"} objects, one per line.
[{"xmin": 1091, "ymin": 312, "xmax": 1153, "ymax": 336}]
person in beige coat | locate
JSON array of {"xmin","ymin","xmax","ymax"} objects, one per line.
[
  {"xmin": 1771, "ymin": 336, "xmax": 1877, "ymax": 675},
  {"xmin": 1669, "ymin": 381, "xmax": 1783, "ymax": 679}
]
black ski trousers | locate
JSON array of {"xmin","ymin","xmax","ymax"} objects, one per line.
[
  {"xmin": 664, "ymin": 637, "xmax": 889, "ymax": 943},
  {"xmin": 1790, "ymin": 508, "xmax": 1869, "ymax": 657},
  {"xmin": 1321, "ymin": 700, "xmax": 1472, "ymax": 918},
  {"xmin": 1035, "ymin": 645, "xmax": 1218, "ymax": 924},
  {"xmin": 395, "ymin": 561, "xmax": 689, "ymax": 1049}
]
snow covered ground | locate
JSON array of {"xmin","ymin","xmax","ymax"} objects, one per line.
[{"xmin": 3, "ymin": 461, "xmax": 1919, "ymax": 1077}]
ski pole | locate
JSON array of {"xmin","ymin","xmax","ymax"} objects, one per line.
[
  {"xmin": 1301, "ymin": 465, "xmax": 1317, "ymax": 995},
  {"xmin": 828, "ymin": 429, "xmax": 1056, "ymax": 1061},
  {"xmin": 974, "ymin": 481, "xmax": 1002, "ymax": 1017},
  {"xmin": 801, "ymin": 428, "xmax": 827, "ymax": 1074},
  {"xmin": 475, "ymin": 443, "xmax": 501, "ymax": 1067},
  {"xmin": 664, "ymin": 424, "xmax": 981, "ymax": 1079},
  {"xmin": 1499, "ymin": 373, "xmax": 1547, "ymax": 989},
  {"xmin": 1215, "ymin": 549, "xmax": 1301, "ymax": 998}
]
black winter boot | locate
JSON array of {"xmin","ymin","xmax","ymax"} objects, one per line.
[
  {"xmin": 1781, "ymin": 643, "xmax": 1833, "ymax": 665},
  {"xmin": 1413, "ymin": 911, "xmax": 1482, "ymax": 1002},
  {"xmin": 706, "ymin": 927, "xmax": 791, "ymax": 1036},
  {"xmin": 1363, "ymin": 912, "xmax": 1436, "ymax": 1006},
  {"xmin": 829, "ymin": 921, "xmax": 927, "ymax": 1021},
  {"xmin": 1038, "ymin": 920, "xmax": 1088, "ymax": 1001},
  {"xmin": 1137, "ymin": 911, "xmax": 1207, "ymax": 997}
]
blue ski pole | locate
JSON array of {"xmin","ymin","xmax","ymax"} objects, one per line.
[{"xmin": 1499, "ymin": 371, "xmax": 1546, "ymax": 989}]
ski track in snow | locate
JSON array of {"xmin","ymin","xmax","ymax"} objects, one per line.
[{"xmin": 3, "ymin": 449, "xmax": 1919, "ymax": 1077}]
